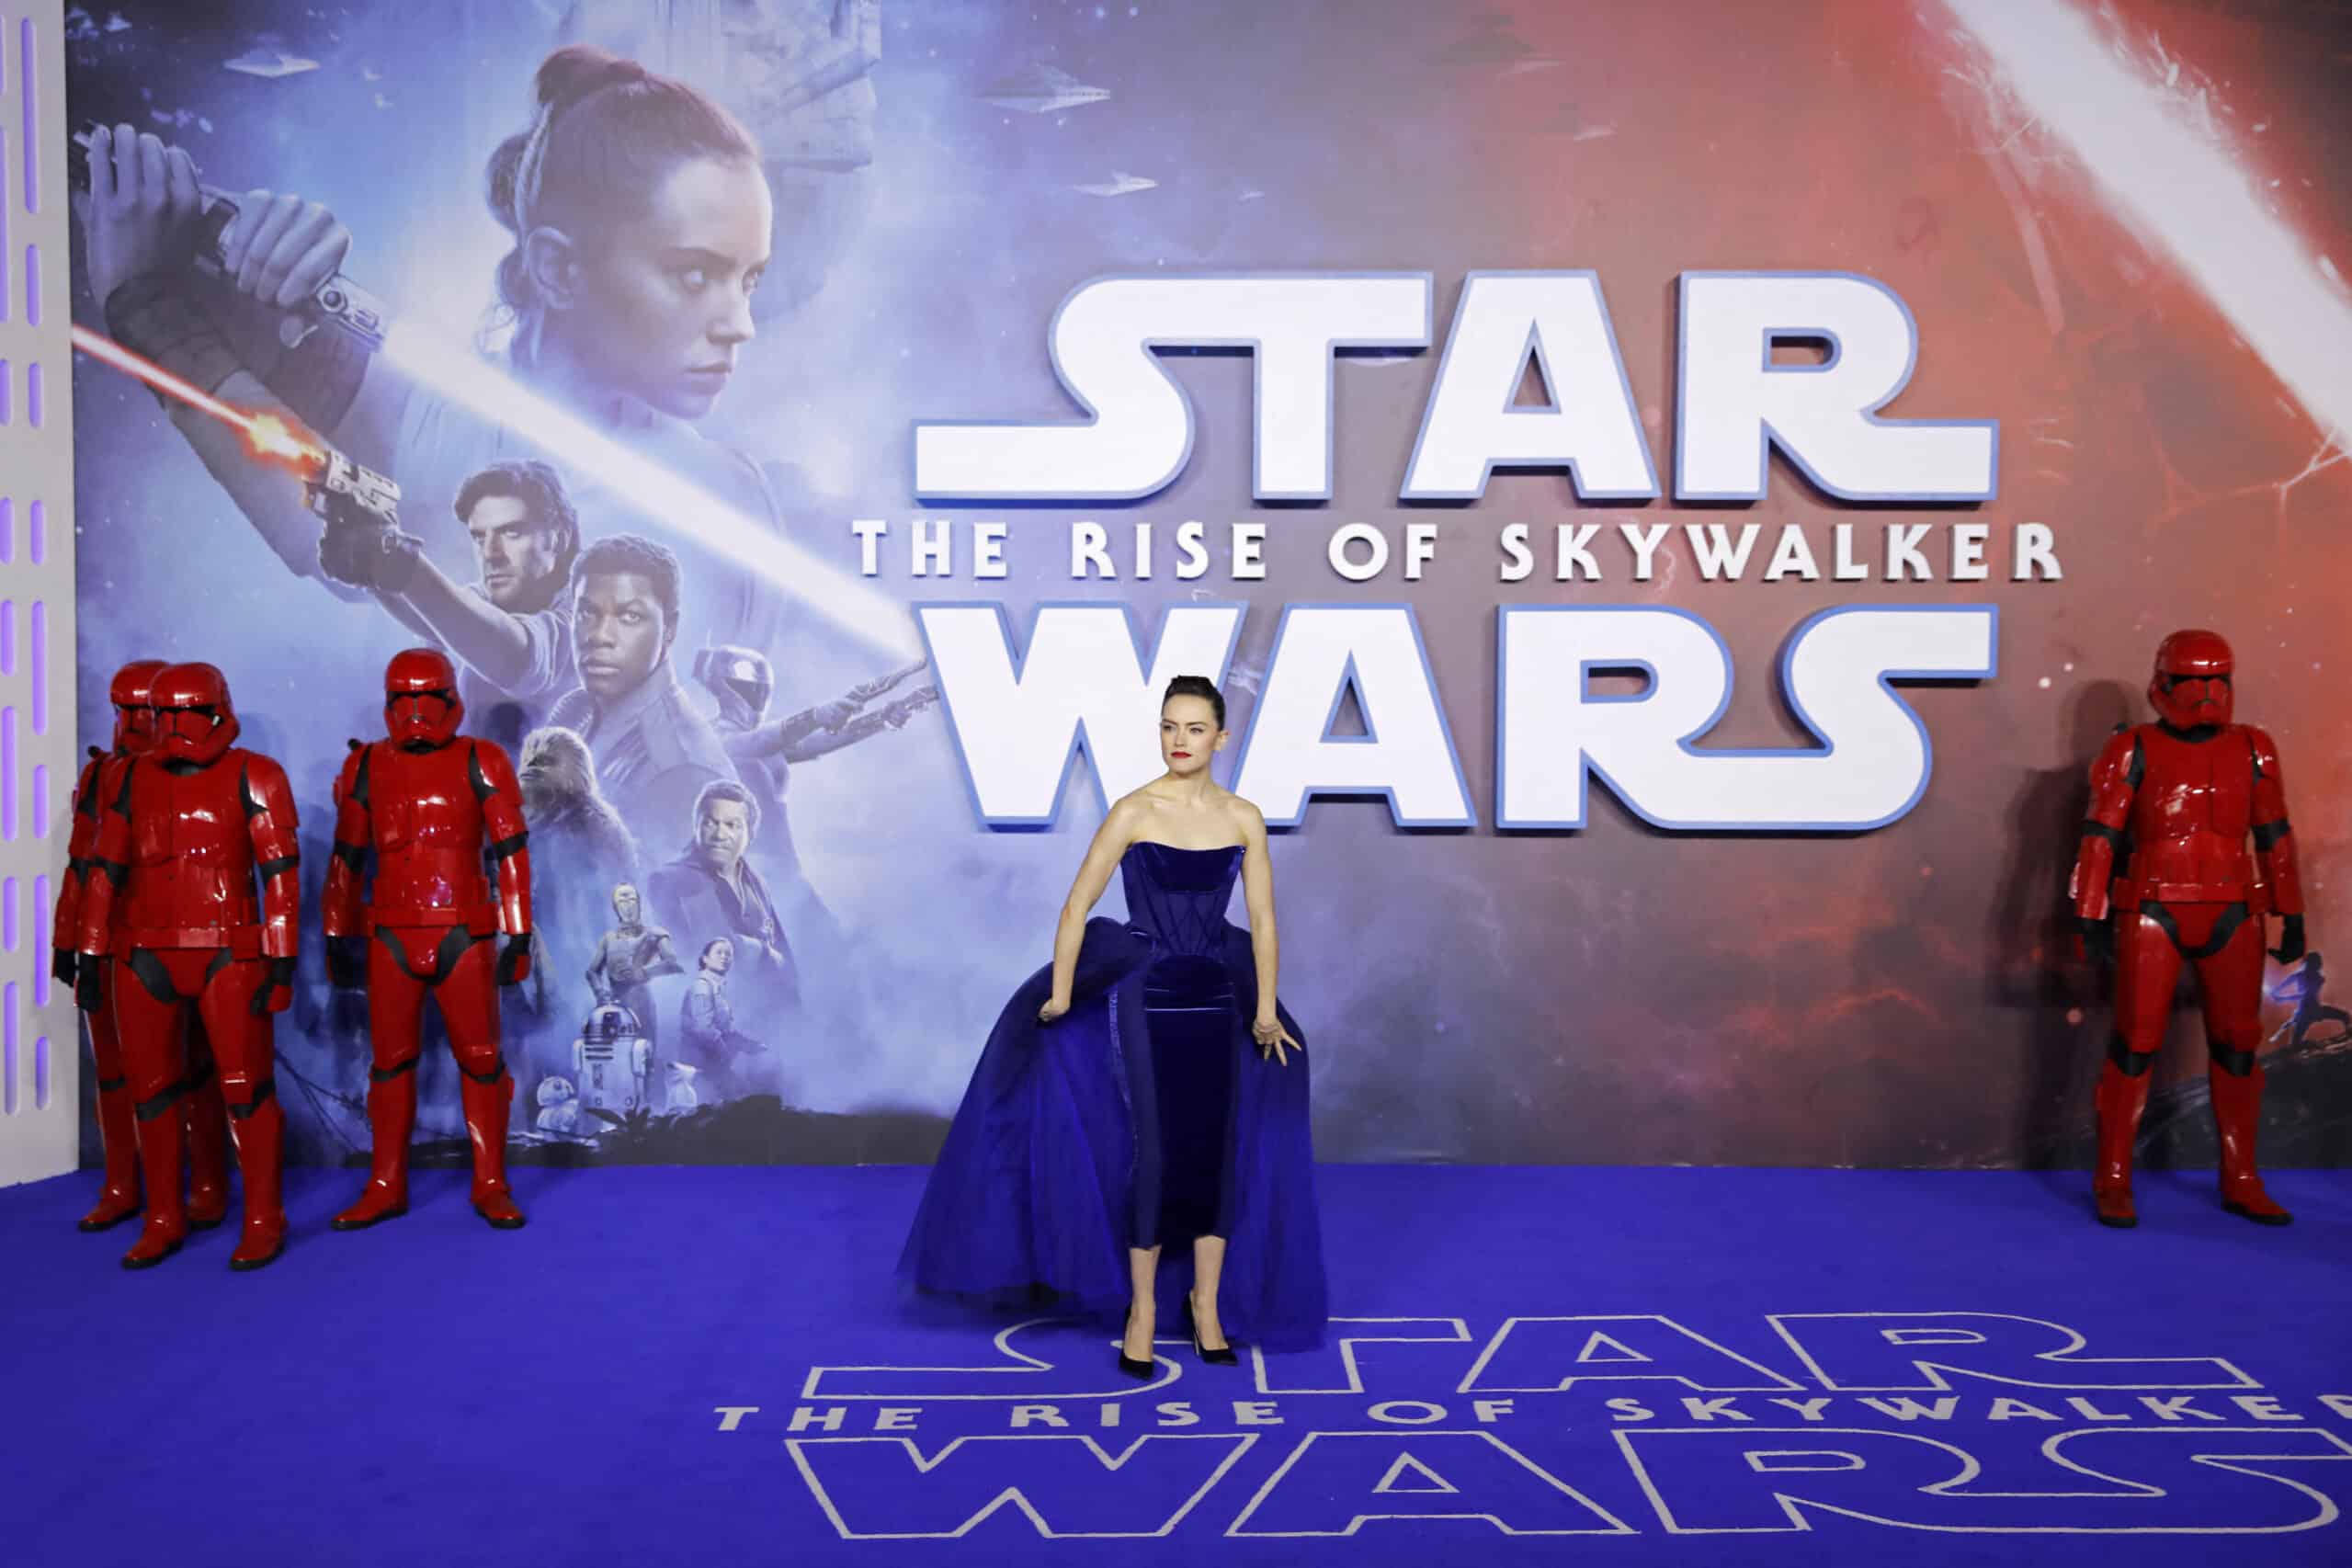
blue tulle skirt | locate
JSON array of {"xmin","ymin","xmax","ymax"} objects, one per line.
[{"xmin": 898, "ymin": 917, "xmax": 1327, "ymax": 1351}]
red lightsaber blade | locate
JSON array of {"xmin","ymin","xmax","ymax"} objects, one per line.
[{"xmin": 70, "ymin": 322, "xmax": 325, "ymax": 473}]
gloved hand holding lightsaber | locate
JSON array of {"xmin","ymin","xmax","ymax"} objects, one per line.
[
  {"xmin": 68, "ymin": 120, "xmax": 390, "ymax": 352},
  {"xmin": 69, "ymin": 121, "xmax": 382, "ymax": 448}
]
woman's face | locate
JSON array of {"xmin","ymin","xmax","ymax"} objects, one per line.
[
  {"xmin": 564, "ymin": 155, "xmax": 773, "ymax": 420},
  {"xmin": 1159, "ymin": 696, "xmax": 1224, "ymax": 778}
]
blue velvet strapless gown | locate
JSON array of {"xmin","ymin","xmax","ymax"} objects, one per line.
[{"xmin": 899, "ymin": 843, "xmax": 1327, "ymax": 1350}]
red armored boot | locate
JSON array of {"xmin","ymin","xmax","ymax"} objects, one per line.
[
  {"xmin": 2091, "ymin": 1060, "xmax": 2150, "ymax": 1229},
  {"xmin": 225, "ymin": 1075, "xmax": 290, "ymax": 1270},
  {"xmin": 460, "ymin": 1053, "xmax": 526, "ymax": 1228},
  {"xmin": 331, "ymin": 1052, "xmax": 416, "ymax": 1231},
  {"xmin": 75, "ymin": 957, "xmax": 142, "ymax": 1232},
  {"xmin": 77, "ymin": 1046, "xmax": 142, "ymax": 1231},
  {"xmin": 118, "ymin": 1064, "xmax": 189, "ymax": 1267},
  {"xmin": 2210, "ymin": 1062, "xmax": 2291, "ymax": 1225},
  {"xmin": 183, "ymin": 1030, "xmax": 233, "ymax": 1230}
]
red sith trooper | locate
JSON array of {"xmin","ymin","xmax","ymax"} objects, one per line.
[
  {"xmin": 2069, "ymin": 631, "xmax": 2306, "ymax": 1229},
  {"xmin": 52, "ymin": 660, "xmax": 233, "ymax": 1232},
  {"xmin": 74, "ymin": 663, "xmax": 301, "ymax": 1270},
  {"xmin": 323, "ymin": 649, "xmax": 534, "ymax": 1231}
]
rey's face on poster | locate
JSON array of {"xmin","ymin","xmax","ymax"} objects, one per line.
[
  {"xmin": 570, "ymin": 157, "xmax": 773, "ymax": 421},
  {"xmin": 698, "ymin": 797, "xmax": 753, "ymax": 871},
  {"xmin": 574, "ymin": 571, "xmax": 670, "ymax": 702},
  {"xmin": 465, "ymin": 494, "xmax": 564, "ymax": 609}
]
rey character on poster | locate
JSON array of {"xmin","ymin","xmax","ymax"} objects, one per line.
[
  {"xmin": 76, "ymin": 44, "xmax": 790, "ymax": 657},
  {"xmin": 901, "ymin": 676, "xmax": 1327, "ymax": 1369}
]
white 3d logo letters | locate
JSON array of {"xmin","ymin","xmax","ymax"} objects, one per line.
[
  {"xmin": 1498, "ymin": 607, "xmax": 1999, "ymax": 830},
  {"xmin": 913, "ymin": 272, "xmax": 1997, "ymax": 504},
  {"xmin": 920, "ymin": 604, "xmax": 1996, "ymax": 832}
]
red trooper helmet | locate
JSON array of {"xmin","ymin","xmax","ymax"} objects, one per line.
[
  {"xmin": 384, "ymin": 647, "xmax": 464, "ymax": 747},
  {"xmin": 150, "ymin": 663, "xmax": 240, "ymax": 766},
  {"xmin": 107, "ymin": 658, "xmax": 170, "ymax": 755},
  {"xmin": 2150, "ymin": 629, "xmax": 2234, "ymax": 731}
]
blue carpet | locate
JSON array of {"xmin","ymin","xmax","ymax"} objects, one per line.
[{"xmin": 5, "ymin": 1165, "xmax": 2350, "ymax": 1565}]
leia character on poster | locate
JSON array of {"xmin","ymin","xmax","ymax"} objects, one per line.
[{"xmin": 901, "ymin": 676, "xmax": 1328, "ymax": 1367}]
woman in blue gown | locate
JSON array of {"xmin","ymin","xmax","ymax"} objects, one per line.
[{"xmin": 901, "ymin": 677, "xmax": 1327, "ymax": 1367}]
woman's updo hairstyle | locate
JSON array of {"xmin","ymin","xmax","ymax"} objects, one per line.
[
  {"xmin": 483, "ymin": 45, "xmax": 760, "ymax": 343},
  {"xmin": 1162, "ymin": 675, "xmax": 1226, "ymax": 731}
]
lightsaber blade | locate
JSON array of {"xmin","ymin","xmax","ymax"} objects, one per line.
[
  {"xmin": 381, "ymin": 322, "xmax": 922, "ymax": 661},
  {"xmin": 70, "ymin": 322, "xmax": 324, "ymax": 471},
  {"xmin": 1941, "ymin": 0, "xmax": 2352, "ymax": 444}
]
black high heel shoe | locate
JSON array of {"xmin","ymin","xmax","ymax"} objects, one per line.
[
  {"xmin": 1186, "ymin": 1293, "xmax": 1239, "ymax": 1367},
  {"xmin": 1119, "ymin": 1310, "xmax": 1155, "ymax": 1381}
]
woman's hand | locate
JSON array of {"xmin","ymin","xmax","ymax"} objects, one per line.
[
  {"xmin": 1253, "ymin": 1014, "xmax": 1299, "ymax": 1065},
  {"xmin": 219, "ymin": 187, "xmax": 351, "ymax": 311},
  {"xmin": 1038, "ymin": 995, "xmax": 1071, "ymax": 1025},
  {"xmin": 78, "ymin": 125, "xmax": 203, "ymax": 312}
]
